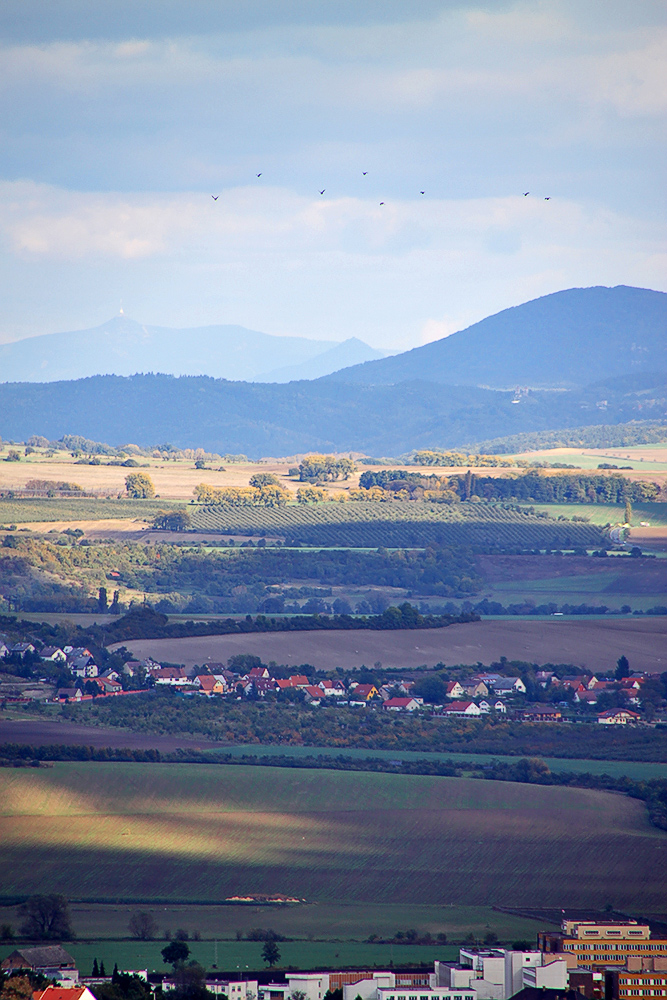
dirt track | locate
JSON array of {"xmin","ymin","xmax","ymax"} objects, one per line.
[{"xmin": 115, "ymin": 617, "xmax": 667, "ymax": 673}]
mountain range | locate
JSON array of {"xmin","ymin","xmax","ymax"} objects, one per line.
[
  {"xmin": 0, "ymin": 370, "xmax": 665, "ymax": 457},
  {"xmin": 0, "ymin": 317, "xmax": 390, "ymax": 384},
  {"xmin": 326, "ymin": 285, "xmax": 667, "ymax": 389},
  {"xmin": 0, "ymin": 284, "xmax": 665, "ymax": 456}
]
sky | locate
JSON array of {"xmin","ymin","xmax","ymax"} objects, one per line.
[{"xmin": 0, "ymin": 0, "xmax": 665, "ymax": 350}]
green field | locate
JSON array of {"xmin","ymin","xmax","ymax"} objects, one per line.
[
  {"xmin": 190, "ymin": 500, "xmax": 605, "ymax": 548},
  {"xmin": 510, "ymin": 451, "xmax": 667, "ymax": 472},
  {"xmin": 1, "ymin": 762, "xmax": 665, "ymax": 911},
  {"xmin": 0, "ymin": 498, "xmax": 182, "ymax": 523},
  {"xmin": 207, "ymin": 745, "xmax": 667, "ymax": 781},
  {"xmin": 527, "ymin": 502, "xmax": 667, "ymax": 527}
]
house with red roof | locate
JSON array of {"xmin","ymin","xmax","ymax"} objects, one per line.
[
  {"xmin": 197, "ymin": 675, "xmax": 226, "ymax": 696},
  {"xmin": 318, "ymin": 679, "xmax": 346, "ymax": 697},
  {"xmin": 442, "ymin": 700, "xmax": 481, "ymax": 716},
  {"xmin": 348, "ymin": 683, "xmax": 378, "ymax": 702},
  {"xmin": 598, "ymin": 708, "xmax": 641, "ymax": 725},
  {"xmin": 153, "ymin": 666, "xmax": 189, "ymax": 685},
  {"xmin": 33, "ymin": 989, "xmax": 97, "ymax": 1000},
  {"xmin": 382, "ymin": 697, "xmax": 421, "ymax": 712},
  {"xmin": 303, "ymin": 685, "xmax": 326, "ymax": 704},
  {"xmin": 445, "ymin": 680, "xmax": 465, "ymax": 699}
]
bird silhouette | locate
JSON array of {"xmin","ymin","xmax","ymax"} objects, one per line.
[
  {"xmin": 379, "ymin": 201, "xmax": 384, "ymax": 205},
  {"xmin": 362, "ymin": 171, "xmax": 368, "ymax": 175},
  {"xmin": 523, "ymin": 192, "xmax": 529, "ymax": 196},
  {"xmin": 211, "ymin": 195, "xmax": 218, "ymax": 201},
  {"xmin": 544, "ymin": 196, "xmax": 550, "ymax": 200},
  {"xmin": 420, "ymin": 191, "xmax": 425, "ymax": 195},
  {"xmin": 319, "ymin": 189, "xmax": 325, "ymax": 195},
  {"xmin": 256, "ymin": 173, "xmax": 262, "ymax": 178}
]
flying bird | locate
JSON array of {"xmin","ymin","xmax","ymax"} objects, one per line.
[
  {"xmin": 211, "ymin": 195, "xmax": 218, "ymax": 201},
  {"xmin": 544, "ymin": 196, "xmax": 550, "ymax": 200},
  {"xmin": 319, "ymin": 189, "xmax": 325, "ymax": 195},
  {"xmin": 379, "ymin": 201, "xmax": 385, "ymax": 205},
  {"xmin": 523, "ymin": 192, "xmax": 529, "ymax": 196},
  {"xmin": 420, "ymin": 191, "xmax": 425, "ymax": 195},
  {"xmin": 362, "ymin": 171, "xmax": 368, "ymax": 175},
  {"xmin": 256, "ymin": 173, "xmax": 262, "ymax": 178}
]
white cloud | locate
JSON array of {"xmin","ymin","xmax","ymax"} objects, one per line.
[{"xmin": 0, "ymin": 181, "xmax": 663, "ymax": 348}]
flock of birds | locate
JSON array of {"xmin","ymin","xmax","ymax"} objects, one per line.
[{"xmin": 209, "ymin": 175, "xmax": 551, "ymax": 203}]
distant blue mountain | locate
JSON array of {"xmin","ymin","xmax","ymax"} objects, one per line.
[
  {"xmin": 325, "ymin": 285, "xmax": 667, "ymax": 389},
  {"xmin": 0, "ymin": 316, "xmax": 384, "ymax": 384}
]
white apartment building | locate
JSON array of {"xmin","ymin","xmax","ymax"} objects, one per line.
[{"xmin": 377, "ymin": 986, "xmax": 476, "ymax": 1000}]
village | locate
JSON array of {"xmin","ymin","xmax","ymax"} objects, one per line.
[
  {"xmin": 2, "ymin": 917, "xmax": 667, "ymax": 1000},
  {"xmin": 0, "ymin": 635, "xmax": 657, "ymax": 726}
]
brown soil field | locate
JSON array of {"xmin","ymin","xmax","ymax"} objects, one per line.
[
  {"xmin": 0, "ymin": 717, "xmax": 223, "ymax": 751},
  {"xmin": 13, "ymin": 519, "xmax": 281, "ymax": 543},
  {"xmin": 115, "ymin": 617, "xmax": 667, "ymax": 673},
  {"xmin": 478, "ymin": 553, "xmax": 667, "ymax": 594},
  {"xmin": 630, "ymin": 526, "xmax": 667, "ymax": 551}
]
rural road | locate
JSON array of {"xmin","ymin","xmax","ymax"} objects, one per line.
[{"xmin": 115, "ymin": 617, "xmax": 667, "ymax": 673}]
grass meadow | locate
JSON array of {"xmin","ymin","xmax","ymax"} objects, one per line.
[{"xmin": 1, "ymin": 762, "xmax": 665, "ymax": 912}]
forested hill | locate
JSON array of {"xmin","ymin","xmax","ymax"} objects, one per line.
[
  {"xmin": 325, "ymin": 285, "xmax": 667, "ymax": 389},
  {"xmin": 0, "ymin": 370, "xmax": 665, "ymax": 456}
]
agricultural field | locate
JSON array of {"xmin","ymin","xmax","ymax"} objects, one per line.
[
  {"xmin": 475, "ymin": 552, "xmax": 667, "ymax": 612},
  {"xmin": 190, "ymin": 501, "xmax": 606, "ymax": 549},
  {"xmin": 118, "ymin": 616, "xmax": 667, "ymax": 672},
  {"xmin": 527, "ymin": 502, "xmax": 667, "ymax": 527},
  {"xmin": 1, "ymin": 762, "xmax": 664, "ymax": 910},
  {"xmin": 509, "ymin": 444, "xmax": 667, "ymax": 474},
  {"xmin": 0, "ymin": 902, "xmax": 543, "ymax": 970}
]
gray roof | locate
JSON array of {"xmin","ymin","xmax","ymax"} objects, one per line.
[{"xmin": 6, "ymin": 945, "xmax": 76, "ymax": 968}]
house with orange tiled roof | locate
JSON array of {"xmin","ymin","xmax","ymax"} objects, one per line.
[
  {"xmin": 33, "ymin": 988, "xmax": 97, "ymax": 1000},
  {"xmin": 197, "ymin": 675, "xmax": 226, "ymax": 696},
  {"xmin": 303, "ymin": 685, "xmax": 326, "ymax": 704}
]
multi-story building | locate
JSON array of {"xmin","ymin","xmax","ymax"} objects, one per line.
[
  {"xmin": 538, "ymin": 921, "xmax": 667, "ymax": 971},
  {"xmin": 607, "ymin": 958, "xmax": 667, "ymax": 1000}
]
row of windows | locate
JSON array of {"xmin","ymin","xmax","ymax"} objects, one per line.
[
  {"xmin": 620, "ymin": 990, "xmax": 667, "ymax": 996},
  {"xmin": 384, "ymin": 995, "xmax": 472, "ymax": 1000},
  {"xmin": 568, "ymin": 945, "xmax": 667, "ymax": 952},
  {"xmin": 621, "ymin": 981, "xmax": 667, "ymax": 986}
]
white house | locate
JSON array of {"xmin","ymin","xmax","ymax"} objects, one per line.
[
  {"xmin": 39, "ymin": 646, "xmax": 67, "ymax": 663},
  {"xmin": 318, "ymin": 679, "xmax": 346, "ymax": 698},
  {"xmin": 382, "ymin": 697, "xmax": 422, "ymax": 712},
  {"xmin": 598, "ymin": 709, "xmax": 641, "ymax": 725},
  {"xmin": 492, "ymin": 677, "xmax": 526, "ymax": 695},
  {"xmin": 377, "ymin": 987, "xmax": 475, "ymax": 1000},
  {"xmin": 443, "ymin": 700, "xmax": 481, "ymax": 716}
]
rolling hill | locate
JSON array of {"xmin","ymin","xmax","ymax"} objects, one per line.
[
  {"xmin": 0, "ymin": 370, "xmax": 665, "ymax": 456},
  {"xmin": 326, "ymin": 285, "xmax": 667, "ymax": 389},
  {"xmin": 0, "ymin": 316, "xmax": 387, "ymax": 384}
]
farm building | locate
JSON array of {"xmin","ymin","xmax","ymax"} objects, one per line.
[{"xmin": 2, "ymin": 946, "xmax": 77, "ymax": 980}]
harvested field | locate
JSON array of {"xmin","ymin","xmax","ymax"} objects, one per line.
[
  {"xmin": 117, "ymin": 617, "xmax": 667, "ymax": 673},
  {"xmin": 0, "ymin": 762, "xmax": 664, "ymax": 908}
]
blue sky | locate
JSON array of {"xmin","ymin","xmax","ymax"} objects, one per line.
[{"xmin": 0, "ymin": 0, "xmax": 665, "ymax": 348}]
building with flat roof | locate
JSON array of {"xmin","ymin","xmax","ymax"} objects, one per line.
[{"xmin": 538, "ymin": 921, "xmax": 667, "ymax": 971}]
